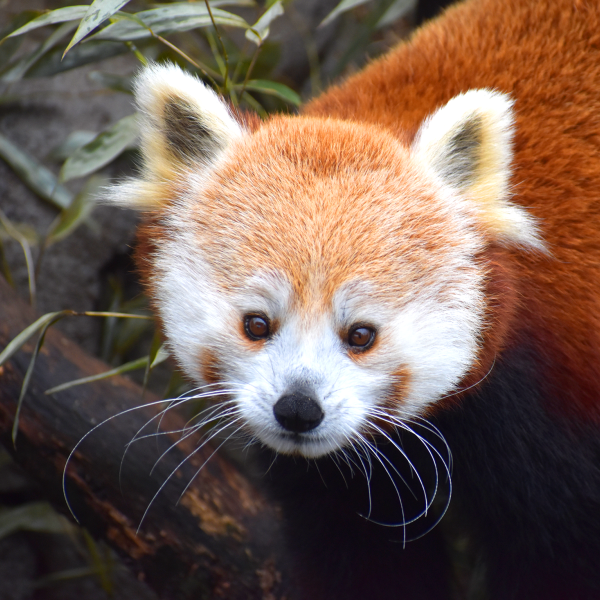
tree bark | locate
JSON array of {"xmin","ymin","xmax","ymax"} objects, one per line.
[{"xmin": 0, "ymin": 276, "xmax": 291, "ymax": 600}]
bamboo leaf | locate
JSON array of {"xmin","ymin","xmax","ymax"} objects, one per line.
[
  {"xmin": 0, "ymin": 502, "xmax": 73, "ymax": 540},
  {"xmin": 150, "ymin": 344, "xmax": 169, "ymax": 370},
  {"xmin": 63, "ymin": 0, "xmax": 131, "ymax": 57},
  {"xmin": 0, "ymin": 12, "xmax": 39, "ymax": 66},
  {"xmin": 87, "ymin": 71, "xmax": 133, "ymax": 94},
  {"xmin": 2, "ymin": 6, "xmax": 89, "ymax": 40},
  {"xmin": 82, "ymin": 530, "xmax": 114, "ymax": 594},
  {"xmin": 82, "ymin": 311, "xmax": 151, "ymax": 319},
  {"xmin": 92, "ymin": 5, "xmax": 248, "ymax": 42},
  {"xmin": 46, "ymin": 176, "xmax": 104, "ymax": 244},
  {"xmin": 376, "ymin": 0, "xmax": 416, "ymax": 28},
  {"xmin": 0, "ymin": 209, "xmax": 37, "ymax": 306},
  {"xmin": 12, "ymin": 313, "xmax": 70, "ymax": 445},
  {"xmin": 245, "ymin": 0, "xmax": 284, "ymax": 45},
  {"xmin": 60, "ymin": 114, "xmax": 138, "ymax": 182},
  {"xmin": 143, "ymin": 333, "xmax": 165, "ymax": 389},
  {"xmin": 0, "ymin": 311, "xmax": 70, "ymax": 368},
  {"xmin": 0, "ymin": 222, "xmax": 38, "ymax": 246},
  {"xmin": 240, "ymin": 90, "xmax": 267, "ymax": 117},
  {"xmin": 151, "ymin": 0, "xmax": 255, "ymax": 7},
  {"xmin": 0, "ymin": 133, "xmax": 73, "ymax": 209},
  {"xmin": 45, "ymin": 355, "xmax": 155, "ymax": 395},
  {"xmin": 242, "ymin": 79, "xmax": 300, "ymax": 105},
  {"xmin": 48, "ymin": 131, "xmax": 98, "ymax": 163},
  {"xmin": 0, "ymin": 237, "xmax": 14, "ymax": 286},
  {"xmin": 0, "ymin": 21, "xmax": 77, "ymax": 82},
  {"xmin": 320, "ymin": 0, "xmax": 370, "ymax": 27},
  {"xmin": 25, "ymin": 40, "xmax": 128, "ymax": 79}
]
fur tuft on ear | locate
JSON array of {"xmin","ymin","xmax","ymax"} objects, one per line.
[
  {"xmin": 103, "ymin": 62, "xmax": 244, "ymax": 210},
  {"xmin": 413, "ymin": 89, "xmax": 544, "ymax": 250}
]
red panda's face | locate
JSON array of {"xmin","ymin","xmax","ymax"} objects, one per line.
[
  {"xmin": 106, "ymin": 64, "xmax": 544, "ymax": 458},
  {"xmin": 149, "ymin": 119, "xmax": 490, "ymax": 457}
]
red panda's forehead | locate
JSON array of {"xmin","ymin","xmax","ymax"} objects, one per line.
[{"xmin": 188, "ymin": 117, "xmax": 480, "ymax": 305}]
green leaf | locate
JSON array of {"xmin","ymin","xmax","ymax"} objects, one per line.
[
  {"xmin": 25, "ymin": 40, "xmax": 128, "ymax": 79},
  {"xmin": 143, "ymin": 333, "xmax": 166, "ymax": 389},
  {"xmin": 46, "ymin": 176, "xmax": 104, "ymax": 244},
  {"xmin": 376, "ymin": 0, "xmax": 416, "ymax": 28},
  {"xmin": 239, "ymin": 90, "xmax": 267, "ymax": 118},
  {"xmin": 12, "ymin": 313, "xmax": 70, "ymax": 445},
  {"xmin": 0, "ymin": 209, "xmax": 37, "ymax": 305},
  {"xmin": 81, "ymin": 530, "xmax": 114, "ymax": 594},
  {"xmin": 60, "ymin": 114, "xmax": 138, "ymax": 182},
  {"xmin": 320, "ymin": 0, "xmax": 370, "ymax": 27},
  {"xmin": 245, "ymin": 0, "xmax": 284, "ymax": 45},
  {"xmin": 92, "ymin": 5, "xmax": 249, "ymax": 42},
  {"xmin": 45, "ymin": 354, "xmax": 167, "ymax": 395},
  {"xmin": 87, "ymin": 70, "xmax": 133, "ymax": 94},
  {"xmin": 0, "ymin": 502, "xmax": 73, "ymax": 540},
  {"xmin": 1, "ymin": 21, "xmax": 77, "ymax": 82},
  {"xmin": 0, "ymin": 133, "xmax": 73, "ymax": 209},
  {"xmin": 48, "ymin": 131, "xmax": 98, "ymax": 163},
  {"xmin": 0, "ymin": 222, "xmax": 38, "ymax": 246},
  {"xmin": 0, "ymin": 311, "xmax": 70, "ymax": 368},
  {"xmin": 2, "ymin": 6, "xmax": 89, "ymax": 40},
  {"xmin": 152, "ymin": 0, "xmax": 255, "ymax": 7},
  {"xmin": 0, "ymin": 237, "xmax": 14, "ymax": 287},
  {"xmin": 242, "ymin": 79, "xmax": 300, "ymax": 106},
  {"xmin": 151, "ymin": 344, "xmax": 170, "ymax": 369},
  {"xmin": 0, "ymin": 12, "xmax": 39, "ymax": 67},
  {"xmin": 63, "ymin": 0, "xmax": 132, "ymax": 57}
]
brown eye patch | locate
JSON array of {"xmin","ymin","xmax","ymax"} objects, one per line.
[
  {"xmin": 348, "ymin": 325, "xmax": 376, "ymax": 351},
  {"xmin": 244, "ymin": 314, "xmax": 271, "ymax": 341}
]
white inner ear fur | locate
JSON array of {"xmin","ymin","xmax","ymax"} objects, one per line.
[
  {"xmin": 103, "ymin": 62, "xmax": 244, "ymax": 209},
  {"xmin": 412, "ymin": 89, "xmax": 544, "ymax": 250}
]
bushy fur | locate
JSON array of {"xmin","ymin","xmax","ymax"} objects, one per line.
[{"xmin": 106, "ymin": 0, "xmax": 600, "ymax": 598}]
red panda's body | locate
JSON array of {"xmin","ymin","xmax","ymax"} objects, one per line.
[
  {"xmin": 107, "ymin": 0, "xmax": 600, "ymax": 598},
  {"xmin": 307, "ymin": 0, "xmax": 600, "ymax": 422}
]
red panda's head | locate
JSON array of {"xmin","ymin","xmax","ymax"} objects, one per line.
[{"xmin": 105, "ymin": 64, "xmax": 543, "ymax": 458}]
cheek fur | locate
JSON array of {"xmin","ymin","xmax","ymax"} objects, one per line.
[{"xmin": 199, "ymin": 347, "xmax": 223, "ymax": 385}]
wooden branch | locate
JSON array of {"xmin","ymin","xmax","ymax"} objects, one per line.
[{"xmin": 0, "ymin": 276, "xmax": 291, "ymax": 599}]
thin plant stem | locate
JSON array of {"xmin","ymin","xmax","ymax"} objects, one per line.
[
  {"xmin": 153, "ymin": 33, "xmax": 221, "ymax": 89},
  {"xmin": 125, "ymin": 40, "xmax": 147, "ymax": 65},
  {"xmin": 204, "ymin": 0, "xmax": 230, "ymax": 90},
  {"xmin": 0, "ymin": 208, "xmax": 35, "ymax": 307},
  {"xmin": 239, "ymin": 42, "xmax": 263, "ymax": 100}
]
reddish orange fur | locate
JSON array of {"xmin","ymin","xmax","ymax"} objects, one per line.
[
  {"xmin": 122, "ymin": 3, "xmax": 600, "ymax": 597},
  {"xmin": 135, "ymin": 0, "xmax": 600, "ymax": 421},
  {"xmin": 300, "ymin": 0, "xmax": 600, "ymax": 420}
]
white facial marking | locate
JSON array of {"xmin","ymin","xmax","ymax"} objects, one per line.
[{"xmin": 156, "ymin": 197, "xmax": 486, "ymax": 459}]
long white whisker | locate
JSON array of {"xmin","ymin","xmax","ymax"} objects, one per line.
[
  {"xmin": 147, "ymin": 406, "xmax": 241, "ymax": 475},
  {"xmin": 62, "ymin": 394, "xmax": 209, "ymax": 522},
  {"xmin": 354, "ymin": 432, "xmax": 408, "ymax": 546},
  {"xmin": 365, "ymin": 410, "xmax": 453, "ymax": 542},
  {"xmin": 136, "ymin": 417, "xmax": 245, "ymax": 532},
  {"xmin": 119, "ymin": 391, "xmax": 238, "ymax": 484},
  {"xmin": 330, "ymin": 451, "xmax": 350, "ymax": 488},
  {"xmin": 438, "ymin": 355, "xmax": 496, "ymax": 401},
  {"xmin": 176, "ymin": 422, "xmax": 248, "ymax": 505},
  {"xmin": 371, "ymin": 410, "xmax": 452, "ymax": 478},
  {"xmin": 349, "ymin": 436, "xmax": 374, "ymax": 518},
  {"xmin": 365, "ymin": 422, "xmax": 424, "ymax": 502}
]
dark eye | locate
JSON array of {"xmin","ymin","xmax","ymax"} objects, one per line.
[
  {"xmin": 348, "ymin": 325, "xmax": 376, "ymax": 350},
  {"xmin": 244, "ymin": 315, "xmax": 270, "ymax": 341}
]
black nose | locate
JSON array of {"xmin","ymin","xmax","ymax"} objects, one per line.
[{"xmin": 273, "ymin": 393, "xmax": 324, "ymax": 433}]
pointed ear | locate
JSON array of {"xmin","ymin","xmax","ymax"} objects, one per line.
[
  {"xmin": 412, "ymin": 90, "xmax": 543, "ymax": 250},
  {"xmin": 104, "ymin": 63, "xmax": 244, "ymax": 209}
]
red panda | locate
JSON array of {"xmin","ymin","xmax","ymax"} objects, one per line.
[{"xmin": 105, "ymin": 0, "xmax": 600, "ymax": 598}]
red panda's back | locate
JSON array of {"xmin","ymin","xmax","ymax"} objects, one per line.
[{"xmin": 306, "ymin": 0, "xmax": 600, "ymax": 419}]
